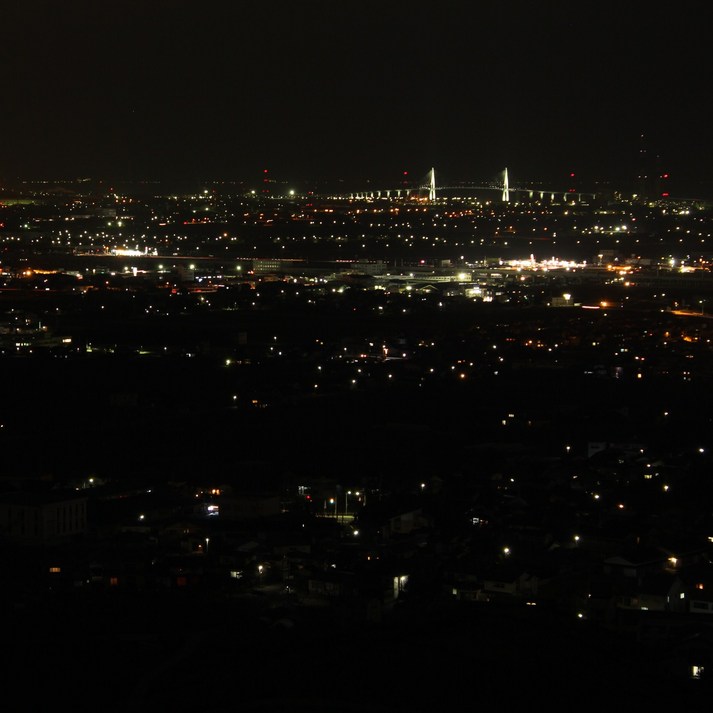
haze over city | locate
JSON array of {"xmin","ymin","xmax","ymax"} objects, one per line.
[{"xmin": 2, "ymin": 0, "xmax": 712, "ymax": 195}]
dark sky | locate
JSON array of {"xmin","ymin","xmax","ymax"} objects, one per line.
[{"xmin": 1, "ymin": 0, "xmax": 711, "ymax": 191}]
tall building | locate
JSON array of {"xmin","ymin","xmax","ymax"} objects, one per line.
[
  {"xmin": 0, "ymin": 491, "xmax": 88, "ymax": 543},
  {"xmin": 634, "ymin": 133, "xmax": 668, "ymax": 199}
]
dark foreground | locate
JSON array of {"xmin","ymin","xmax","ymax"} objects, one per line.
[{"xmin": 3, "ymin": 588, "xmax": 709, "ymax": 713}]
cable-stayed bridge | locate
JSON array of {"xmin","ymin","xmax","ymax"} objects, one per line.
[{"xmin": 334, "ymin": 168, "xmax": 598, "ymax": 203}]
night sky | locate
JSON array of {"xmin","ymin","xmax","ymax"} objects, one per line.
[{"xmin": 1, "ymin": 0, "xmax": 711, "ymax": 192}]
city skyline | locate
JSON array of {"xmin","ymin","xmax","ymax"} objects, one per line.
[
  {"xmin": 4, "ymin": 35, "xmax": 713, "ymax": 700},
  {"xmin": 1, "ymin": 1, "xmax": 711, "ymax": 195}
]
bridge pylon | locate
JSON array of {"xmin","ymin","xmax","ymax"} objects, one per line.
[
  {"xmin": 502, "ymin": 167, "xmax": 510, "ymax": 203},
  {"xmin": 429, "ymin": 167, "xmax": 436, "ymax": 202}
]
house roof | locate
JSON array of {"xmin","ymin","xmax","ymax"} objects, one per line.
[
  {"xmin": 677, "ymin": 561, "xmax": 713, "ymax": 587},
  {"xmin": 604, "ymin": 545, "xmax": 668, "ymax": 567},
  {"xmin": 481, "ymin": 560, "xmax": 527, "ymax": 583},
  {"xmin": 0, "ymin": 489, "xmax": 88, "ymax": 507},
  {"xmin": 616, "ymin": 573, "xmax": 679, "ymax": 597}
]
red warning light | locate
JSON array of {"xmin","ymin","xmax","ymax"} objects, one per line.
[
  {"xmin": 662, "ymin": 173, "xmax": 669, "ymax": 179},
  {"xmin": 662, "ymin": 192, "xmax": 670, "ymax": 197},
  {"xmin": 570, "ymin": 173, "xmax": 575, "ymax": 178}
]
